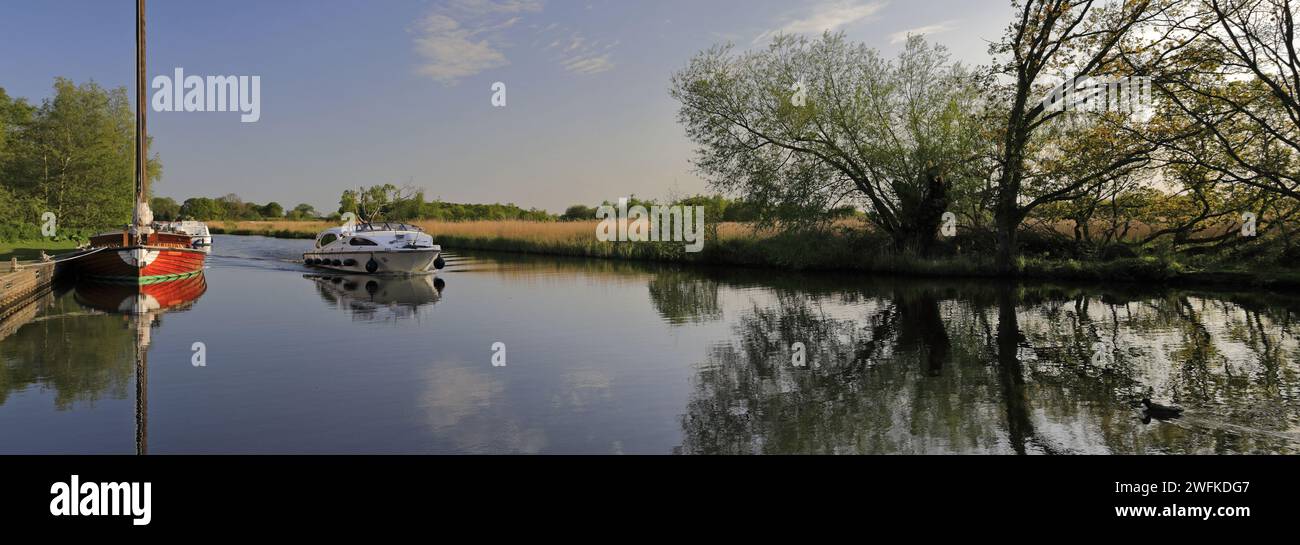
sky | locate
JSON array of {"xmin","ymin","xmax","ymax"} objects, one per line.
[{"xmin": 0, "ymin": 0, "xmax": 1013, "ymax": 214}]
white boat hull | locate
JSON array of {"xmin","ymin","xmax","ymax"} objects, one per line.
[{"xmin": 304, "ymin": 249, "xmax": 440, "ymax": 274}]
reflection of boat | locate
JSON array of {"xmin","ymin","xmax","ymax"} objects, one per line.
[
  {"xmin": 72, "ymin": 267, "xmax": 207, "ymax": 456},
  {"xmin": 77, "ymin": 0, "xmax": 205, "ymax": 284},
  {"xmin": 308, "ymin": 273, "xmax": 444, "ymax": 320},
  {"xmin": 303, "ymin": 223, "xmax": 444, "ymax": 274},
  {"xmin": 74, "ymin": 273, "xmax": 208, "ymax": 316}
]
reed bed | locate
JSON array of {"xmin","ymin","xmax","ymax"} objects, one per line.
[{"xmin": 206, "ymin": 219, "xmax": 1300, "ymax": 288}]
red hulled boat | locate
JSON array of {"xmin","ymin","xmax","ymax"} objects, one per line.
[
  {"xmin": 79, "ymin": 0, "xmax": 205, "ymax": 284},
  {"xmin": 78, "ymin": 231, "xmax": 207, "ymax": 284}
]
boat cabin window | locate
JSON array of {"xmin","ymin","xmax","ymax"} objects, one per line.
[
  {"xmin": 318, "ymin": 233, "xmax": 339, "ymax": 248},
  {"xmin": 349, "ymin": 237, "xmax": 379, "ymax": 246}
]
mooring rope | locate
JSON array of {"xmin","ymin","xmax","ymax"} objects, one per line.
[{"xmin": 43, "ymin": 246, "xmax": 109, "ymax": 264}]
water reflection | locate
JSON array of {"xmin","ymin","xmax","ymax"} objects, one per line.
[
  {"xmin": 0, "ymin": 276, "xmax": 206, "ymax": 453},
  {"xmin": 673, "ymin": 270, "xmax": 1300, "ymax": 454},
  {"xmin": 2, "ymin": 238, "xmax": 1298, "ymax": 454},
  {"xmin": 0, "ymin": 282, "xmax": 135, "ymax": 410},
  {"xmin": 307, "ymin": 273, "xmax": 445, "ymax": 321},
  {"xmin": 648, "ymin": 270, "xmax": 722, "ymax": 324}
]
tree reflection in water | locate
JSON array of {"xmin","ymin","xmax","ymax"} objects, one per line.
[
  {"xmin": 0, "ymin": 284, "xmax": 136, "ymax": 409},
  {"xmin": 672, "ymin": 269, "xmax": 1300, "ymax": 454}
]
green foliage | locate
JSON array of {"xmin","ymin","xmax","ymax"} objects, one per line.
[
  {"xmin": 259, "ymin": 201, "xmax": 284, "ymax": 218},
  {"xmin": 0, "ymin": 79, "xmax": 155, "ymax": 242},
  {"xmin": 151, "ymin": 196, "xmax": 181, "ymax": 221},
  {"xmin": 179, "ymin": 197, "xmax": 224, "ymax": 221},
  {"xmin": 671, "ymin": 33, "xmax": 985, "ymax": 251},
  {"xmin": 336, "ymin": 184, "xmax": 556, "ymax": 222},
  {"xmin": 420, "ymin": 200, "xmax": 553, "ymax": 221},
  {"xmin": 174, "ymin": 195, "xmax": 302, "ymax": 221},
  {"xmin": 561, "ymin": 204, "xmax": 596, "ymax": 221},
  {"xmin": 286, "ymin": 203, "xmax": 318, "ymax": 220}
]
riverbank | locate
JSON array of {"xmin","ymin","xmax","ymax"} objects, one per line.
[
  {"xmin": 0, "ymin": 240, "xmax": 81, "ymax": 262},
  {"xmin": 209, "ymin": 220, "xmax": 1300, "ymax": 290}
]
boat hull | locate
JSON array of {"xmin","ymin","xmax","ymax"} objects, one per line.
[
  {"xmin": 81, "ymin": 231, "xmax": 207, "ymax": 284},
  {"xmin": 78, "ymin": 245, "xmax": 206, "ymax": 284},
  {"xmin": 303, "ymin": 249, "xmax": 440, "ymax": 275}
]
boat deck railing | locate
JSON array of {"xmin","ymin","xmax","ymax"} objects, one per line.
[{"xmin": 355, "ymin": 221, "xmax": 424, "ymax": 233}]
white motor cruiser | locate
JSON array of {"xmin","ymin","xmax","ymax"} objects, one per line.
[
  {"xmin": 304, "ymin": 222, "xmax": 444, "ymax": 274},
  {"xmin": 156, "ymin": 220, "xmax": 212, "ymax": 249}
]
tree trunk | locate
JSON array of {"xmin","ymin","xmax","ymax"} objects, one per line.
[
  {"xmin": 893, "ymin": 167, "xmax": 949, "ymax": 256},
  {"xmin": 995, "ymin": 143, "xmax": 1024, "ymax": 275},
  {"xmin": 994, "ymin": 189, "xmax": 1020, "ymax": 275}
]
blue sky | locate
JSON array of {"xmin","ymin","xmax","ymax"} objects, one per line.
[{"xmin": 0, "ymin": 0, "xmax": 1012, "ymax": 214}]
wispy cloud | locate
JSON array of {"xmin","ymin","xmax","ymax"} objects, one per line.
[
  {"xmin": 889, "ymin": 20, "xmax": 959, "ymax": 44},
  {"xmin": 562, "ymin": 53, "xmax": 615, "ymax": 75},
  {"xmin": 411, "ymin": 0, "xmax": 542, "ymax": 85},
  {"xmin": 754, "ymin": 0, "xmax": 888, "ymax": 44},
  {"xmin": 538, "ymin": 25, "xmax": 618, "ymax": 75}
]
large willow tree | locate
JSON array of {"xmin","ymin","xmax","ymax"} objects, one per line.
[{"xmin": 671, "ymin": 33, "xmax": 985, "ymax": 255}]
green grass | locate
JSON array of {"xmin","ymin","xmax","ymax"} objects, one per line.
[{"xmin": 0, "ymin": 239, "xmax": 81, "ymax": 262}]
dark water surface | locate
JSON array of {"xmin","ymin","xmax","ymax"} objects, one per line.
[{"xmin": 1, "ymin": 235, "xmax": 1298, "ymax": 454}]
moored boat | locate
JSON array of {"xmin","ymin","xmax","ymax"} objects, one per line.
[
  {"xmin": 78, "ymin": 0, "xmax": 205, "ymax": 285},
  {"xmin": 79, "ymin": 229, "xmax": 207, "ymax": 284},
  {"xmin": 157, "ymin": 220, "xmax": 213, "ymax": 249},
  {"xmin": 303, "ymin": 222, "xmax": 445, "ymax": 274}
]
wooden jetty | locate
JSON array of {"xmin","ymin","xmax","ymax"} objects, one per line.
[
  {"xmin": 0, "ymin": 251, "xmax": 92, "ymax": 325},
  {"xmin": 0, "ymin": 259, "xmax": 58, "ymax": 322}
]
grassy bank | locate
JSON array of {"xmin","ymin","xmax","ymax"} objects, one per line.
[
  {"xmin": 209, "ymin": 220, "xmax": 1300, "ymax": 289},
  {"xmin": 0, "ymin": 239, "xmax": 81, "ymax": 262}
]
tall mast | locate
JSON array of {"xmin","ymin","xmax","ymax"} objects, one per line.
[{"xmin": 135, "ymin": 0, "xmax": 148, "ymax": 206}]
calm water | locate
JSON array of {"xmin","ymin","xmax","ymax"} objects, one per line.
[{"xmin": 1, "ymin": 234, "xmax": 1298, "ymax": 454}]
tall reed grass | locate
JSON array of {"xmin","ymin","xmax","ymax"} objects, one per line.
[{"xmin": 207, "ymin": 219, "xmax": 1300, "ymax": 288}]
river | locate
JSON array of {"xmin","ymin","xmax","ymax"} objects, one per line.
[{"xmin": 0, "ymin": 235, "xmax": 1297, "ymax": 453}]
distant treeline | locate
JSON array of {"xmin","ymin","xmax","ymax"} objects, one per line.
[
  {"xmin": 156, "ymin": 191, "xmax": 560, "ymax": 223},
  {"xmin": 559, "ymin": 195, "xmax": 858, "ymax": 223},
  {"xmin": 151, "ymin": 195, "xmax": 316, "ymax": 222},
  {"xmin": 329, "ymin": 184, "xmax": 856, "ymax": 224},
  {"xmin": 148, "ymin": 189, "xmax": 861, "ymax": 225}
]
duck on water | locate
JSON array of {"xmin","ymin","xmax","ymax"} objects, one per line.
[
  {"xmin": 1141, "ymin": 398, "xmax": 1184, "ymax": 421},
  {"xmin": 303, "ymin": 222, "xmax": 445, "ymax": 274}
]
